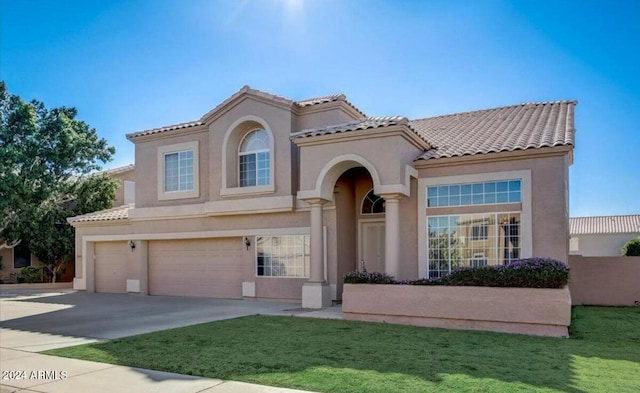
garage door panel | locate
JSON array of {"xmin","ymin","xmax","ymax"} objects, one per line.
[
  {"xmin": 149, "ymin": 239, "xmax": 244, "ymax": 298},
  {"xmin": 95, "ymin": 242, "xmax": 128, "ymax": 294}
]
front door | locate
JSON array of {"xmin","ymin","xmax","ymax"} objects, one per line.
[{"xmin": 359, "ymin": 220, "xmax": 385, "ymax": 273}]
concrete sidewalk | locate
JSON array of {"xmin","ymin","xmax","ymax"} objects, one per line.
[{"xmin": 0, "ymin": 348, "xmax": 312, "ymax": 393}]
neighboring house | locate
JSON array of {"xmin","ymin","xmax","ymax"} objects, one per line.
[
  {"xmin": 68, "ymin": 86, "xmax": 576, "ymax": 308},
  {"xmin": 105, "ymin": 164, "xmax": 136, "ymax": 207},
  {"xmin": 570, "ymin": 215, "xmax": 640, "ymax": 256},
  {"xmin": 0, "ymin": 165, "xmax": 134, "ymax": 283}
]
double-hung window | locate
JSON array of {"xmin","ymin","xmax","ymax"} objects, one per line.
[
  {"xmin": 239, "ymin": 129, "xmax": 270, "ymax": 187},
  {"xmin": 157, "ymin": 141, "xmax": 199, "ymax": 200},
  {"xmin": 164, "ymin": 150, "xmax": 193, "ymax": 192}
]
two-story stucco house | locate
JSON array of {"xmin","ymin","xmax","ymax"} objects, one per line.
[{"xmin": 69, "ymin": 86, "xmax": 576, "ymax": 308}]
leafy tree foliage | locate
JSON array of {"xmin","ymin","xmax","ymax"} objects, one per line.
[
  {"xmin": 0, "ymin": 81, "xmax": 117, "ymax": 281},
  {"xmin": 621, "ymin": 237, "xmax": 640, "ymax": 257}
]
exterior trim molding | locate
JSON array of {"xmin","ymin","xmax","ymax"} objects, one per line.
[
  {"xmin": 157, "ymin": 141, "xmax": 200, "ymax": 201},
  {"xmin": 292, "ymin": 125, "xmax": 429, "ymax": 151},
  {"xmin": 220, "ymin": 115, "xmax": 276, "ymax": 194},
  {"xmin": 204, "ymin": 195, "xmax": 294, "ymax": 216},
  {"xmin": 417, "ymin": 170, "xmax": 533, "ymax": 278}
]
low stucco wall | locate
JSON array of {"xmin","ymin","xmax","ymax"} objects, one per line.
[
  {"xmin": 569, "ymin": 255, "xmax": 640, "ymax": 305},
  {"xmin": 343, "ymin": 284, "xmax": 571, "ymax": 337}
]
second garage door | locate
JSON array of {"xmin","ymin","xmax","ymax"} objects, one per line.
[{"xmin": 148, "ymin": 238, "xmax": 244, "ymax": 298}]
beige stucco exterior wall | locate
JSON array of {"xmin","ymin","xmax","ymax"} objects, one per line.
[
  {"xmin": 134, "ymin": 128, "xmax": 209, "ymax": 208},
  {"xmin": 570, "ymin": 233, "xmax": 639, "ymax": 257},
  {"xmin": 298, "ymin": 135, "xmax": 421, "ymax": 196},
  {"xmin": 0, "ymin": 247, "xmax": 46, "ymax": 282},
  {"xmin": 417, "ymin": 151, "xmax": 570, "ymax": 264},
  {"xmin": 295, "ymin": 105, "xmax": 361, "ymax": 131},
  {"xmin": 111, "ymin": 169, "xmax": 135, "ymax": 207},
  {"xmin": 208, "ymin": 97, "xmax": 295, "ymax": 200},
  {"xmin": 569, "ymin": 255, "xmax": 640, "ymax": 305}
]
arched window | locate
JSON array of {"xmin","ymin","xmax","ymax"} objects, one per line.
[
  {"xmin": 239, "ymin": 129, "xmax": 270, "ymax": 187},
  {"xmin": 361, "ymin": 189, "xmax": 385, "ymax": 214}
]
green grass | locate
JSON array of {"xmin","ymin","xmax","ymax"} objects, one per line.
[{"xmin": 44, "ymin": 306, "xmax": 640, "ymax": 393}]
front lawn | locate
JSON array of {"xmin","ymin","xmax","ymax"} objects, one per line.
[{"xmin": 45, "ymin": 306, "xmax": 640, "ymax": 393}]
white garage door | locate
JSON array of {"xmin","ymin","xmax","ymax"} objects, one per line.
[
  {"xmin": 95, "ymin": 242, "xmax": 128, "ymax": 294},
  {"xmin": 149, "ymin": 238, "xmax": 244, "ymax": 298}
]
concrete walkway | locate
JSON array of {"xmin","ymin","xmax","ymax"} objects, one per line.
[{"xmin": 1, "ymin": 290, "xmax": 342, "ymax": 393}]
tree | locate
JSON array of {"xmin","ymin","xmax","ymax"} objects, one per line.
[
  {"xmin": 0, "ymin": 81, "xmax": 117, "ymax": 282},
  {"xmin": 621, "ymin": 237, "xmax": 640, "ymax": 257}
]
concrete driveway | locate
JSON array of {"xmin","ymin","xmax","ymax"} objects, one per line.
[
  {"xmin": 0, "ymin": 291, "xmax": 340, "ymax": 352},
  {"xmin": 0, "ymin": 290, "xmax": 339, "ymax": 393}
]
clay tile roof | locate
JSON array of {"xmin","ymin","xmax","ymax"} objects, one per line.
[
  {"xmin": 295, "ymin": 93, "xmax": 367, "ymax": 117},
  {"xmin": 67, "ymin": 204, "xmax": 133, "ymax": 224},
  {"xmin": 296, "ymin": 94, "xmax": 346, "ymax": 107},
  {"xmin": 291, "ymin": 116, "xmax": 410, "ymax": 139},
  {"xmin": 412, "ymin": 100, "xmax": 577, "ymax": 160},
  {"xmin": 102, "ymin": 164, "xmax": 135, "ymax": 176},
  {"xmin": 126, "ymin": 121, "xmax": 204, "ymax": 140},
  {"xmin": 570, "ymin": 215, "xmax": 640, "ymax": 235}
]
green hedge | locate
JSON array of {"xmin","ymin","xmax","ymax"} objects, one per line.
[
  {"xmin": 621, "ymin": 237, "xmax": 640, "ymax": 256},
  {"xmin": 343, "ymin": 258, "xmax": 569, "ymax": 289}
]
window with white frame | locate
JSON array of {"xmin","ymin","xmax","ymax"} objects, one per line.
[
  {"xmin": 427, "ymin": 180, "xmax": 521, "ymax": 207},
  {"xmin": 427, "ymin": 213, "xmax": 521, "ymax": 278},
  {"xmin": 157, "ymin": 141, "xmax": 199, "ymax": 201},
  {"xmin": 256, "ymin": 235, "xmax": 309, "ymax": 277},
  {"xmin": 239, "ymin": 129, "xmax": 270, "ymax": 187},
  {"xmin": 164, "ymin": 150, "xmax": 193, "ymax": 192}
]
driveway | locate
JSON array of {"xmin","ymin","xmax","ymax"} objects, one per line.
[
  {"xmin": 0, "ymin": 291, "xmax": 336, "ymax": 393},
  {"xmin": 0, "ymin": 291, "xmax": 341, "ymax": 352}
]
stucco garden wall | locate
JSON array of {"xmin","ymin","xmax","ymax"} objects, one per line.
[{"xmin": 569, "ymin": 255, "xmax": 640, "ymax": 305}]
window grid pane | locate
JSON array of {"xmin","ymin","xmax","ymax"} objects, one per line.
[
  {"xmin": 427, "ymin": 180, "xmax": 521, "ymax": 207},
  {"xmin": 427, "ymin": 212, "xmax": 521, "ymax": 278},
  {"xmin": 256, "ymin": 235, "xmax": 310, "ymax": 278},
  {"xmin": 164, "ymin": 150, "xmax": 193, "ymax": 192}
]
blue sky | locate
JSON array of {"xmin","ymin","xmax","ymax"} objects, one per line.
[{"xmin": 2, "ymin": 0, "xmax": 639, "ymax": 216}]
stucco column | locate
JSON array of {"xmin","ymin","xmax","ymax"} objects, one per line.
[
  {"xmin": 302, "ymin": 198, "xmax": 331, "ymax": 308},
  {"xmin": 383, "ymin": 194, "xmax": 402, "ymax": 278},
  {"xmin": 309, "ymin": 199, "xmax": 325, "ymax": 283}
]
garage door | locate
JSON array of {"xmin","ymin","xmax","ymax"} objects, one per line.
[
  {"xmin": 149, "ymin": 238, "xmax": 244, "ymax": 298},
  {"xmin": 95, "ymin": 242, "xmax": 128, "ymax": 294}
]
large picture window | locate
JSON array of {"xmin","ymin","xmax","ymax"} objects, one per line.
[
  {"xmin": 427, "ymin": 213, "xmax": 521, "ymax": 278},
  {"xmin": 256, "ymin": 235, "xmax": 310, "ymax": 278},
  {"xmin": 239, "ymin": 129, "xmax": 270, "ymax": 187},
  {"xmin": 164, "ymin": 150, "xmax": 194, "ymax": 192}
]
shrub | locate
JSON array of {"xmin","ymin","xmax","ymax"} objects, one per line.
[
  {"xmin": 343, "ymin": 258, "xmax": 569, "ymax": 288},
  {"xmin": 20, "ymin": 266, "xmax": 44, "ymax": 283},
  {"xmin": 621, "ymin": 237, "xmax": 640, "ymax": 256},
  {"xmin": 438, "ymin": 258, "xmax": 569, "ymax": 288},
  {"xmin": 343, "ymin": 270, "xmax": 395, "ymax": 284}
]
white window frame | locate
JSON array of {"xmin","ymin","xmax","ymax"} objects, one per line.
[
  {"xmin": 427, "ymin": 211, "xmax": 522, "ymax": 278},
  {"xmin": 157, "ymin": 141, "xmax": 199, "ymax": 201},
  {"xmin": 220, "ymin": 115, "xmax": 275, "ymax": 198},
  {"xmin": 360, "ymin": 188, "xmax": 386, "ymax": 215},
  {"xmin": 238, "ymin": 129, "xmax": 270, "ymax": 188},
  {"xmin": 255, "ymin": 234, "xmax": 310, "ymax": 278},
  {"xmin": 418, "ymin": 170, "xmax": 532, "ymax": 279}
]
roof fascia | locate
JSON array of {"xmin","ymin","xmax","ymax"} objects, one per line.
[
  {"xmin": 200, "ymin": 89, "xmax": 294, "ymax": 125},
  {"xmin": 291, "ymin": 124, "xmax": 430, "ymax": 151},
  {"xmin": 126, "ymin": 124, "xmax": 208, "ymax": 143},
  {"xmin": 414, "ymin": 145, "xmax": 573, "ymax": 169}
]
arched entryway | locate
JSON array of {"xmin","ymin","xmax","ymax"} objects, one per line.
[{"xmin": 333, "ymin": 167, "xmax": 386, "ymax": 299}]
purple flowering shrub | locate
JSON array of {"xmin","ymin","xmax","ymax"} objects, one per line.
[
  {"xmin": 343, "ymin": 258, "xmax": 569, "ymax": 288},
  {"xmin": 343, "ymin": 270, "xmax": 395, "ymax": 284}
]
